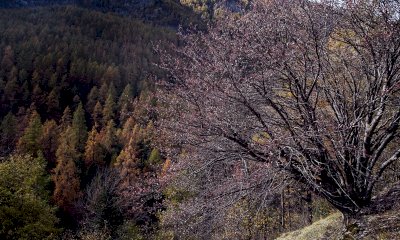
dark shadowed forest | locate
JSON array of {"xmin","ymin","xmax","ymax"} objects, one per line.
[{"xmin": 1, "ymin": 0, "xmax": 400, "ymax": 239}]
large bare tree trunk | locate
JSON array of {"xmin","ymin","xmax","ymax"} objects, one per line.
[
  {"xmin": 342, "ymin": 182, "xmax": 400, "ymax": 239},
  {"xmin": 305, "ymin": 191, "xmax": 313, "ymax": 225}
]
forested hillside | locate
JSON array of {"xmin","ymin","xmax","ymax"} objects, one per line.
[
  {"xmin": 2, "ymin": 0, "xmax": 400, "ymax": 239},
  {"xmin": 0, "ymin": 6, "xmax": 177, "ymax": 118},
  {"xmin": 0, "ymin": 0, "xmax": 204, "ymax": 27},
  {"xmin": 0, "ymin": 6, "xmax": 177, "ymax": 239}
]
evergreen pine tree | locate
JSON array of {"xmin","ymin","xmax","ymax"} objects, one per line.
[
  {"xmin": 107, "ymin": 82, "xmax": 117, "ymax": 103},
  {"xmin": 102, "ymin": 93, "xmax": 116, "ymax": 124},
  {"xmin": 1, "ymin": 46, "xmax": 14, "ymax": 72},
  {"xmin": 84, "ymin": 126, "xmax": 105, "ymax": 168},
  {"xmin": 40, "ymin": 120, "xmax": 59, "ymax": 168},
  {"xmin": 52, "ymin": 126, "xmax": 81, "ymax": 213},
  {"xmin": 17, "ymin": 110, "xmax": 43, "ymax": 156},
  {"xmin": 61, "ymin": 106, "xmax": 72, "ymax": 128},
  {"xmin": 21, "ymin": 80, "xmax": 30, "ymax": 102},
  {"xmin": 148, "ymin": 148, "xmax": 161, "ymax": 165},
  {"xmin": 46, "ymin": 88, "xmax": 60, "ymax": 114},
  {"xmin": 4, "ymin": 76, "xmax": 18, "ymax": 104},
  {"xmin": 101, "ymin": 120, "xmax": 116, "ymax": 153},
  {"xmin": 72, "ymin": 102, "xmax": 88, "ymax": 153},
  {"xmin": 99, "ymin": 119, "xmax": 119, "ymax": 164},
  {"xmin": 99, "ymin": 82, "xmax": 108, "ymax": 104},
  {"xmin": 120, "ymin": 117, "xmax": 135, "ymax": 145},
  {"xmin": 92, "ymin": 101, "xmax": 103, "ymax": 128},
  {"xmin": 86, "ymin": 86, "xmax": 99, "ymax": 114},
  {"xmin": 115, "ymin": 137, "xmax": 140, "ymax": 186},
  {"xmin": 32, "ymin": 84, "xmax": 45, "ymax": 107},
  {"xmin": 0, "ymin": 154, "xmax": 60, "ymax": 239},
  {"xmin": 0, "ymin": 112, "xmax": 17, "ymax": 155},
  {"xmin": 118, "ymin": 83, "xmax": 133, "ymax": 124},
  {"xmin": 101, "ymin": 67, "xmax": 120, "ymax": 88},
  {"xmin": 118, "ymin": 84, "xmax": 133, "ymax": 109}
]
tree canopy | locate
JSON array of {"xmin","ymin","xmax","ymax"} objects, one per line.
[
  {"xmin": 0, "ymin": 154, "xmax": 60, "ymax": 239},
  {"xmin": 158, "ymin": 0, "xmax": 400, "ymax": 217}
]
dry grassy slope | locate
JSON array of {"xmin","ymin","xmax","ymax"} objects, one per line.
[
  {"xmin": 276, "ymin": 212, "xmax": 343, "ymax": 240},
  {"xmin": 276, "ymin": 209, "xmax": 400, "ymax": 240}
]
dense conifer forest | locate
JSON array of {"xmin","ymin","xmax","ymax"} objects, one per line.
[
  {"xmin": 0, "ymin": 5, "xmax": 178, "ymax": 239},
  {"xmin": 1, "ymin": 0, "xmax": 400, "ymax": 239}
]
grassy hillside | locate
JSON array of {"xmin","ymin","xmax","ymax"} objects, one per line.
[
  {"xmin": 276, "ymin": 212, "xmax": 343, "ymax": 240},
  {"xmin": 276, "ymin": 209, "xmax": 400, "ymax": 240}
]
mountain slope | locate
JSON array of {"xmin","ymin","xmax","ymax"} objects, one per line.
[
  {"xmin": 0, "ymin": 5, "xmax": 176, "ymax": 119},
  {"xmin": 0, "ymin": 0, "xmax": 204, "ymax": 28},
  {"xmin": 0, "ymin": 6, "xmax": 172, "ymax": 235}
]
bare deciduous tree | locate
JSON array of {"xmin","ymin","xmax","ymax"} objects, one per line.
[
  {"xmin": 157, "ymin": 0, "xmax": 400, "ymax": 222},
  {"xmin": 82, "ymin": 168, "xmax": 123, "ymax": 231}
]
